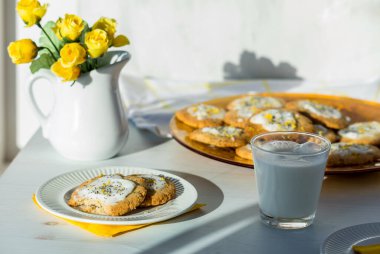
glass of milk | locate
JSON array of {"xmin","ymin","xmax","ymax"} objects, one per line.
[{"xmin": 251, "ymin": 131, "xmax": 331, "ymax": 229}]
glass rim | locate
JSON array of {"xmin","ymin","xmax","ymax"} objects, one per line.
[{"xmin": 250, "ymin": 131, "xmax": 331, "ymax": 157}]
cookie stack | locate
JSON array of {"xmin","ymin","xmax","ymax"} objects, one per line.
[
  {"xmin": 68, "ymin": 174, "xmax": 176, "ymax": 216},
  {"xmin": 175, "ymin": 95, "xmax": 380, "ymax": 167}
]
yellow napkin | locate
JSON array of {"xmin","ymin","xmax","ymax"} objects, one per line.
[
  {"xmin": 353, "ymin": 244, "xmax": 380, "ymax": 254},
  {"xmin": 32, "ymin": 195, "xmax": 205, "ymax": 237}
]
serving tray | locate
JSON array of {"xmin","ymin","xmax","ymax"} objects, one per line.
[{"xmin": 170, "ymin": 93, "xmax": 380, "ymax": 174}]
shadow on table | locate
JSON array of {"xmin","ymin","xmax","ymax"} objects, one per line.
[
  {"xmin": 158, "ymin": 171, "xmax": 224, "ymax": 223},
  {"xmin": 136, "ymin": 172, "xmax": 380, "ymax": 253},
  {"xmin": 321, "ymin": 172, "xmax": 380, "ymax": 204},
  {"xmin": 116, "ymin": 121, "xmax": 170, "ymax": 157},
  {"xmin": 138, "ymin": 204, "xmax": 260, "ymax": 254},
  {"xmin": 314, "ymin": 172, "xmax": 380, "ymax": 248},
  {"xmin": 138, "ymin": 202, "xmax": 325, "ymax": 254}
]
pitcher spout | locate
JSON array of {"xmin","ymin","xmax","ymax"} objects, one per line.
[
  {"xmin": 97, "ymin": 51, "xmax": 131, "ymax": 77},
  {"xmin": 75, "ymin": 51, "xmax": 130, "ymax": 88}
]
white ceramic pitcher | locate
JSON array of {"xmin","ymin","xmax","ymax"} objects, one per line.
[{"xmin": 26, "ymin": 51, "xmax": 130, "ymax": 161}]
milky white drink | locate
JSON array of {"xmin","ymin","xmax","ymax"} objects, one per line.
[{"xmin": 251, "ymin": 132, "xmax": 330, "ymax": 229}]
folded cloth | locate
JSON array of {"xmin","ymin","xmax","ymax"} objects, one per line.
[
  {"xmin": 120, "ymin": 75, "xmax": 380, "ymax": 138},
  {"xmin": 32, "ymin": 195, "xmax": 205, "ymax": 237},
  {"xmin": 353, "ymin": 244, "xmax": 380, "ymax": 254}
]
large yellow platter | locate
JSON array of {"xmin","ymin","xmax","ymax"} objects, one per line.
[{"xmin": 170, "ymin": 93, "xmax": 380, "ymax": 174}]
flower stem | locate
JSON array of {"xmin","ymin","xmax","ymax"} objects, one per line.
[
  {"xmin": 37, "ymin": 22, "xmax": 60, "ymax": 56},
  {"xmin": 39, "ymin": 47, "xmax": 57, "ymax": 61}
]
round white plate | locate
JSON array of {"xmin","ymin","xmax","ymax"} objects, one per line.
[
  {"xmin": 35, "ymin": 166, "xmax": 198, "ymax": 225},
  {"xmin": 321, "ymin": 223, "xmax": 380, "ymax": 254}
]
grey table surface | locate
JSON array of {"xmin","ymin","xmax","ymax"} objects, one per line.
[{"xmin": 0, "ymin": 122, "xmax": 380, "ymax": 254}]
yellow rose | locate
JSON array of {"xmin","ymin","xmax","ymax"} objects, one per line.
[
  {"xmin": 51, "ymin": 59, "xmax": 81, "ymax": 81},
  {"xmin": 112, "ymin": 35, "xmax": 130, "ymax": 47},
  {"xmin": 60, "ymin": 43, "xmax": 87, "ymax": 68},
  {"xmin": 92, "ymin": 17, "xmax": 117, "ymax": 44},
  {"xmin": 16, "ymin": 0, "xmax": 47, "ymax": 27},
  {"xmin": 7, "ymin": 39, "xmax": 38, "ymax": 64},
  {"xmin": 53, "ymin": 14, "xmax": 85, "ymax": 41},
  {"xmin": 84, "ymin": 29, "xmax": 109, "ymax": 58}
]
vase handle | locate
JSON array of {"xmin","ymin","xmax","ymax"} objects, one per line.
[{"xmin": 26, "ymin": 70, "xmax": 55, "ymax": 137}]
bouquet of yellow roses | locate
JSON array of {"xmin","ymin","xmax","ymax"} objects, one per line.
[{"xmin": 7, "ymin": 0, "xmax": 129, "ymax": 82}]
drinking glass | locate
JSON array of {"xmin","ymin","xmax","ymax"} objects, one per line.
[{"xmin": 250, "ymin": 131, "xmax": 331, "ymax": 229}]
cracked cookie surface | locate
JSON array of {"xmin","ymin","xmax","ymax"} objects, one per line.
[
  {"xmin": 125, "ymin": 174, "xmax": 176, "ymax": 207},
  {"xmin": 189, "ymin": 126, "xmax": 247, "ymax": 148},
  {"xmin": 68, "ymin": 174, "xmax": 147, "ymax": 216},
  {"xmin": 338, "ymin": 121, "xmax": 380, "ymax": 145},
  {"xmin": 327, "ymin": 143, "xmax": 380, "ymax": 167},
  {"xmin": 286, "ymin": 100, "xmax": 348, "ymax": 129},
  {"xmin": 175, "ymin": 104, "xmax": 226, "ymax": 128},
  {"xmin": 244, "ymin": 109, "xmax": 314, "ymax": 137}
]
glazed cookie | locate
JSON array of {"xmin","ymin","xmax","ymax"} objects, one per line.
[
  {"xmin": 189, "ymin": 126, "xmax": 247, "ymax": 148},
  {"xmin": 338, "ymin": 121, "xmax": 380, "ymax": 145},
  {"xmin": 227, "ymin": 95, "xmax": 285, "ymax": 111},
  {"xmin": 327, "ymin": 143, "xmax": 380, "ymax": 167},
  {"xmin": 313, "ymin": 124, "xmax": 339, "ymax": 142},
  {"xmin": 224, "ymin": 107, "xmax": 258, "ymax": 128},
  {"xmin": 175, "ymin": 104, "xmax": 226, "ymax": 128},
  {"xmin": 286, "ymin": 100, "xmax": 348, "ymax": 129},
  {"xmin": 244, "ymin": 109, "xmax": 314, "ymax": 137},
  {"xmin": 68, "ymin": 174, "xmax": 147, "ymax": 216},
  {"xmin": 125, "ymin": 174, "xmax": 176, "ymax": 207},
  {"xmin": 235, "ymin": 144, "xmax": 253, "ymax": 160}
]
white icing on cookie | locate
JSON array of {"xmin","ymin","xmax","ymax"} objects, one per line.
[
  {"xmin": 330, "ymin": 143, "xmax": 373, "ymax": 156},
  {"xmin": 299, "ymin": 100, "xmax": 342, "ymax": 119},
  {"xmin": 338, "ymin": 121, "xmax": 380, "ymax": 139},
  {"xmin": 187, "ymin": 104, "xmax": 225, "ymax": 120},
  {"xmin": 77, "ymin": 175, "xmax": 136, "ymax": 205},
  {"xmin": 202, "ymin": 126, "xmax": 243, "ymax": 140},
  {"xmin": 201, "ymin": 127, "xmax": 220, "ymax": 136},
  {"xmin": 236, "ymin": 107, "xmax": 256, "ymax": 118},
  {"xmin": 250, "ymin": 109, "xmax": 297, "ymax": 131},
  {"xmin": 231, "ymin": 96, "xmax": 284, "ymax": 111},
  {"xmin": 138, "ymin": 174, "xmax": 167, "ymax": 191}
]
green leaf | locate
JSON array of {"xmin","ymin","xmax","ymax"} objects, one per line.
[
  {"xmin": 79, "ymin": 22, "xmax": 90, "ymax": 45},
  {"xmin": 29, "ymin": 54, "xmax": 55, "ymax": 74},
  {"xmin": 39, "ymin": 21, "xmax": 64, "ymax": 58},
  {"xmin": 79, "ymin": 61, "xmax": 91, "ymax": 73}
]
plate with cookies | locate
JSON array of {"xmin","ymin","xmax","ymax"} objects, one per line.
[
  {"xmin": 35, "ymin": 166, "xmax": 198, "ymax": 225},
  {"xmin": 170, "ymin": 93, "xmax": 380, "ymax": 174}
]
